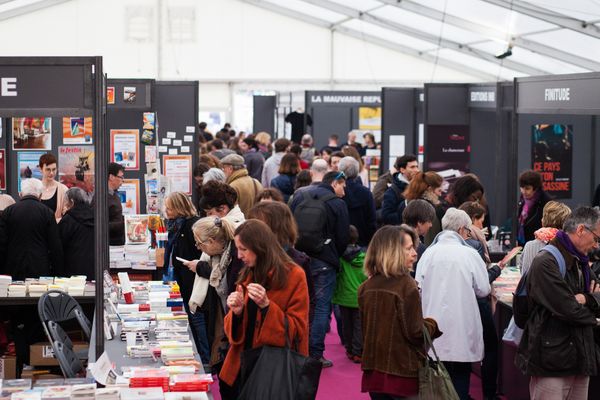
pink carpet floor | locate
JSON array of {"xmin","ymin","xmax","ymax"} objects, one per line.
[{"xmin": 209, "ymin": 320, "xmax": 490, "ymax": 400}]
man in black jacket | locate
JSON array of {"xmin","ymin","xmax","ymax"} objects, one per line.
[
  {"xmin": 108, "ymin": 162, "xmax": 125, "ymax": 245},
  {"xmin": 290, "ymin": 171, "xmax": 349, "ymax": 367},
  {"xmin": 517, "ymin": 206, "xmax": 600, "ymax": 398},
  {"xmin": 381, "ymin": 154, "xmax": 419, "ymax": 225},
  {"xmin": 0, "ymin": 178, "xmax": 63, "ymax": 279}
]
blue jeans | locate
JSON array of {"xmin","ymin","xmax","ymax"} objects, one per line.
[
  {"xmin": 184, "ymin": 302, "xmax": 210, "ymax": 364},
  {"xmin": 309, "ymin": 258, "xmax": 337, "ymax": 358}
]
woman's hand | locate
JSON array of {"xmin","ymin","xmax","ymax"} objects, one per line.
[
  {"xmin": 183, "ymin": 260, "xmax": 199, "ymax": 273},
  {"xmin": 227, "ymin": 285, "xmax": 245, "ymax": 315},
  {"xmin": 247, "ymin": 283, "xmax": 270, "ymax": 309}
]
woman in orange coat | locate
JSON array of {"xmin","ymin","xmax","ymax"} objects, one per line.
[{"xmin": 219, "ymin": 219, "xmax": 309, "ymax": 399}]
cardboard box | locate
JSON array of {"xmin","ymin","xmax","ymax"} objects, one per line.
[
  {"xmin": 0, "ymin": 355, "xmax": 16, "ymax": 379},
  {"xmin": 29, "ymin": 342, "xmax": 88, "ymax": 367}
]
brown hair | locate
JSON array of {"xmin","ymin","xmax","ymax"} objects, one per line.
[
  {"xmin": 403, "ymin": 171, "xmax": 443, "ymax": 200},
  {"xmin": 519, "ymin": 170, "xmax": 543, "ymax": 190},
  {"xmin": 165, "ymin": 192, "xmax": 197, "ymax": 218},
  {"xmin": 256, "ymin": 188, "xmax": 284, "ymax": 203},
  {"xmin": 341, "ymin": 145, "xmax": 364, "ymax": 170},
  {"xmin": 459, "ymin": 201, "xmax": 486, "ymax": 221},
  {"xmin": 364, "ymin": 225, "xmax": 418, "ymax": 277},
  {"xmin": 234, "ymin": 220, "xmax": 293, "ymax": 290},
  {"xmin": 39, "ymin": 153, "xmax": 57, "ymax": 169},
  {"xmin": 199, "ymin": 153, "xmax": 222, "ymax": 169},
  {"xmin": 278, "ymin": 153, "xmax": 300, "ymax": 175},
  {"xmin": 542, "ymin": 201, "xmax": 571, "ymax": 229},
  {"xmin": 247, "ymin": 202, "xmax": 298, "ymax": 248}
]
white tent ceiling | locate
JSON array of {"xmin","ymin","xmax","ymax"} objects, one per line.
[
  {"xmin": 1, "ymin": 0, "xmax": 599, "ymax": 81},
  {"xmin": 238, "ymin": 0, "xmax": 600, "ymax": 80}
]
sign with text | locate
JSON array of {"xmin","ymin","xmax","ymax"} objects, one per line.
[
  {"xmin": 531, "ymin": 124, "xmax": 572, "ymax": 198},
  {"xmin": 306, "ymin": 91, "xmax": 381, "ymax": 106},
  {"xmin": 517, "ymin": 74, "xmax": 600, "ymax": 113},
  {"xmin": 0, "ymin": 65, "xmax": 91, "ymax": 111},
  {"xmin": 468, "ymin": 86, "xmax": 497, "ymax": 109},
  {"xmin": 426, "ymin": 125, "xmax": 470, "ymax": 176}
]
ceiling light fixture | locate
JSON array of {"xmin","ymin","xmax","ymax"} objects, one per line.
[{"xmin": 495, "ymin": 44, "xmax": 513, "ymax": 59}]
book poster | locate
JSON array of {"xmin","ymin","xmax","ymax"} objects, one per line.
[
  {"xmin": 163, "ymin": 155, "xmax": 192, "ymax": 195},
  {"xmin": 12, "ymin": 117, "xmax": 52, "ymax": 150},
  {"xmin": 17, "ymin": 151, "xmax": 44, "ymax": 191},
  {"xmin": 62, "ymin": 117, "xmax": 93, "ymax": 144},
  {"xmin": 0, "ymin": 150, "xmax": 5, "ymax": 190},
  {"xmin": 426, "ymin": 125, "xmax": 470, "ymax": 177},
  {"xmin": 358, "ymin": 107, "xmax": 382, "ymax": 131},
  {"xmin": 532, "ymin": 124, "xmax": 573, "ymax": 199},
  {"xmin": 58, "ymin": 146, "xmax": 95, "ymax": 193},
  {"xmin": 119, "ymin": 179, "xmax": 140, "ymax": 215},
  {"xmin": 106, "ymin": 87, "xmax": 115, "ymax": 105},
  {"xmin": 125, "ymin": 214, "xmax": 149, "ymax": 245},
  {"xmin": 124, "ymin": 87, "xmax": 136, "ymax": 103},
  {"xmin": 110, "ymin": 129, "xmax": 139, "ymax": 170}
]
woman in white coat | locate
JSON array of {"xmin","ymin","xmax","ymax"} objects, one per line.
[{"xmin": 415, "ymin": 207, "xmax": 491, "ymax": 400}]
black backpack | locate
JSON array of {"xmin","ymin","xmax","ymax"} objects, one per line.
[
  {"xmin": 513, "ymin": 244, "xmax": 566, "ymax": 329},
  {"xmin": 294, "ymin": 191, "xmax": 336, "ymax": 256}
]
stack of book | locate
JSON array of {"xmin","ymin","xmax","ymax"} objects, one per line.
[
  {"xmin": 109, "ymin": 246, "xmax": 130, "ymax": 269},
  {"xmin": 120, "ymin": 388, "xmax": 164, "ymax": 400},
  {"xmin": 0, "ymin": 275, "xmax": 11, "ymax": 297},
  {"xmin": 69, "ymin": 384, "xmax": 95, "ymax": 400},
  {"xmin": 83, "ymin": 282, "xmax": 95, "ymax": 297},
  {"xmin": 168, "ymin": 374, "xmax": 213, "ymax": 392},
  {"xmin": 10, "ymin": 391, "xmax": 41, "ymax": 400},
  {"xmin": 1, "ymin": 379, "xmax": 32, "ymax": 394},
  {"xmin": 129, "ymin": 370, "xmax": 169, "ymax": 392},
  {"xmin": 66, "ymin": 276, "xmax": 86, "ymax": 296},
  {"xmin": 94, "ymin": 388, "xmax": 120, "ymax": 400},
  {"xmin": 27, "ymin": 282, "xmax": 48, "ymax": 297},
  {"xmin": 160, "ymin": 341, "xmax": 195, "ymax": 364},
  {"xmin": 40, "ymin": 386, "xmax": 71, "ymax": 399},
  {"xmin": 7, "ymin": 283, "xmax": 26, "ymax": 297}
]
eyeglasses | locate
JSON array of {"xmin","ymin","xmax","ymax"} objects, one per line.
[
  {"xmin": 463, "ymin": 226, "xmax": 472, "ymax": 237},
  {"xmin": 114, "ymin": 175, "xmax": 124, "ymax": 181},
  {"xmin": 585, "ymin": 226, "xmax": 600, "ymax": 244}
]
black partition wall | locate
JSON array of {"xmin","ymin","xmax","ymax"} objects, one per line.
[
  {"xmin": 512, "ymin": 73, "xmax": 600, "ymax": 222},
  {"xmin": 305, "ymin": 90, "xmax": 382, "ymax": 149},
  {"xmin": 253, "ymin": 95, "xmax": 277, "ymax": 136},
  {"xmin": 424, "ymin": 83, "xmax": 513, "ymax": 226},
  {"xmin": 0, "ymin": 57, "xmax": 106, "ymax": 359},
  {"xmin": 381, "ymin": 87, "xmax": 422, "ymax": 171}
]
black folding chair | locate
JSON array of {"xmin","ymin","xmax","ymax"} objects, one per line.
[
  {"xmin": 46, "ymin": 321, "xmax": 84, "ymax": 378},
  {"xmin": 37, "ymin": 290, "xmax": 91, "ymax": 340}
]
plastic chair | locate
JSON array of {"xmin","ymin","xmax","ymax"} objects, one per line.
[
  {"xmin": 46, "ymin": 321, "xmax": 84, "ymax": 378},
  {"xmin": 37, "ymin": 290, "xmax": 91, "ymax": 340}
]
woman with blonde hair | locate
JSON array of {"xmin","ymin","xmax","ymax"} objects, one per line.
[
  {"xmin": 185, "ymin": 215, "xmax": 245, "ymax": 385},
  {"xmin": 519, "ymin": 200, "xmax": 571, "ymax": 275},
  {"xmin": 359, "ymin": 224, "xmax": 441, "ymax": 399},
  {"xmin": 254, "ymin": 131, "xmax": 272, "ymax": 158},
  {"xmin": 163, "ymin": 192, "xmax": 208, "ymax": 363}
]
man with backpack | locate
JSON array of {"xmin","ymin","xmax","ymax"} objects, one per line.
[
  {"xmin": 380, "ymin": 154, "xmax": 419, "ymax": 225},
  {"xmin": 290, "ymin": 171, "xmax": 350, "ymax": 368},
  {"xmin": 516, "ymin": 206, "xmax": 600, "ymax": 399}
]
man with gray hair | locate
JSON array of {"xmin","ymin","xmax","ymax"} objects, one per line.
[
  {"xmin": 0, "ymin": 178, "xmax": 63, "ymax": 279},
  {"xmin": 415, "ymin": 207, "xmax": 490, "ymax": 399},
  {"xmin": 338, "ymin": 156, "xmax": 376, "ymax": 246},
  {"xmin": 517, "ymin": 206, "xmax": 600, "ymax": 399}
]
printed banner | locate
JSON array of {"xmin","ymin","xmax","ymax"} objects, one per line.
[
  {"xmin": 12, "ymin": 117, "xmax": 52, "ymax": 150},
  {"xmin": 531, "ymin": 124, "xmax": 573, "ymax": 199},
  {"xmin": 426, "ymin": 125, "xmax": 470, "ymax": 176},
  {"xmin": 119, "ymin": 179, "xmax": 140, "ymax": 215},
  {"xmin": 62, "ymin": 117, "xmax": 93, "ymax": 144},
  {"xmin": 110, "ymin": 129, "xmax": 139, "ymax": 170},
  {"xmin": 125, "ymin": 214, "xmax": 149, "ymax": 245},
  {"xmin": 17, "ymin": 151, "xmax": 44, "ymax": 191},
  {"xmin": 58, "ymin": 146, "xmax": 95, "ymax": 193},
  {"xmin": 358, "ymin": 107, "xmax": 382, "ymax": 131}
]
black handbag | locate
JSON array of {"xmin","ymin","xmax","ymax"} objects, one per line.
[{"xmin": 238, "ymin": 312, "xmax": 322, "ymax": 400}]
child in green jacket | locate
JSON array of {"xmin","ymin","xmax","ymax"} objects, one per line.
[{"xmin": 333, "ymin": 225, "xmax": 367, "ymax": 363}]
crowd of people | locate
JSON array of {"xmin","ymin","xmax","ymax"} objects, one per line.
[{"xmin": 1, "ymin": 122, "xmax": 600, "ymax": 400}]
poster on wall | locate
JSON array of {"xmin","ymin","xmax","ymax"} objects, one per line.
[
  {"xmin": 426, "ymin": 125, "xmax": 470, "ymax": 187},
  {"xmin": 110, "ymin": 129, "xmax": 139, "ymax": 170},
  {"xmin": 124, "ymin": 87, "xmax": 136, "ymax": 103},
  {"xmin": 119, "ymin": 179, "xmax": 140, "ymax": 215},
  {"xmin": 62, "ymin": 117, "xmax": 93, "ymax": 144},
  {"xmin": 358, "ymin": 107, "xmax": 382, "ymax": 131},
  {"xmin": 388, "ymin": 135, "xmax": 405, "ymax": 172},
  {"xmin": 58, "ymin": 146, "xmax": 95, "ymax": 193},
  {"xmin": 12, "ymin": 117, "xmax": 52, "ymax": 150},
  {"xmin": 163, "ymin": 155, "xmax": 192, "ymax": 195},
  {"xmin": 106, "ymin": 87, "xmax": 115, "ymax": 105},
  {"xmin": 125, "ymin": 214, "xmax": 149, "ymax": 245},
  {"xmin": 17, "ymin": 151, "xmax": 44, "ymax": 191},
  {"xmin": 531, "ymin": 124, "xmax": 573, "ymax": 199},
  {"xmin": 0, "ymin": 150, "xmax": 5, "ymax": 190}
]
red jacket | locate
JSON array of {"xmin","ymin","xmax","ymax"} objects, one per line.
[{"xmin": 219, "ymin": 264, "xmax": 310, "ymax": 385}]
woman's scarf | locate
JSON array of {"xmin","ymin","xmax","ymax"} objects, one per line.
[
  {"xmin": 556, "ymin": 230, "xmax": 590, "ymax": 292},
  {"xmin": 164, "ymin": 217, "xmax": 186, "ymax": 267},
  {"xmin": 209, "ymin": 240, "xmax": 233, "ymax": 309},
  {"xmin": 517, "ymin": 189, "xmax": 541, "ymax": 243},
  {"xmin": 534, "ymin": 227, "xmax": 558, "ymax": 243}
]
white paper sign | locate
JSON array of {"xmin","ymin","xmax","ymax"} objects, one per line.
[
  {"xmin": 389, "ymin": 135, "xmax": 405, "ymax": 157},
  {"xmin": 144, "ymin": 146, "xmax": 157, "ymax": 163},
  {"xmin": 166, "ymin": 131, "xmax": 176, "ymax": 138},
  {"xmin": 186, "ymin": 126, "xmax": 195, "ymax": 133},
  {"xmin": 173, "ymin": 139, "xmax": 182, "ymax": 146},
  {"xmin": 168, "ymin": 148, "xmax": 178, "ymax": 155},
  {"xmin": 89, "ymin": 352, "xmax": 117, "ymax": 385},
  {"xmin": 162, "ymin": 138, "xmax": 171, "ymax": 145},
  {"xmin": 180, "ymin": 146, "xmax": 190, "ymax": 153},
  {"xmin": 163, "ymin": 155, "xmax": 192, "ymax": 194},
  {"xmin": 158, "ymin": 146, "xmax": 168, "ymax": 153},
  {"xmin": 183, "ymin": 135, "xmax": 193, "ymax": 142}
]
